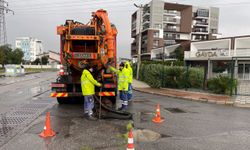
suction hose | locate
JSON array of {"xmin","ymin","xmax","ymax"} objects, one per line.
[{"xmin": 93, "ymin": 95, "xmax": 133, "ymax": 120}]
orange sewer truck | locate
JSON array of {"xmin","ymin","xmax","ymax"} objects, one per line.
[{"xmin": 50, "ymin": 10, "xmax": 130, "ymax": 118}]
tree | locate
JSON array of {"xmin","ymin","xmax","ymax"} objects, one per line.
[
  {"xmin": 170, "ymin": 46, "xmax": 184, "ymax": 61},
  {"xmin": 10, "ymin": 48, "xmax": 24, "ymax": 64},
  {"xmin": 0, "ymin": 44, "xmax": 12, "ymax": 67},
  {"xmin": 32, "ymin": 58, "xmax": 41, "ymax": 65},
  {"xmin": 41, "ymin": 56, "xmax": 49, "ymax": 65}
]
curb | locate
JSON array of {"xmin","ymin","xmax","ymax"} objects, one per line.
[{"xmin": 133, "ymin": 88, "xmax": 250, "ymax": 108}]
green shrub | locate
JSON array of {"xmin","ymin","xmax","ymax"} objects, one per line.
[
  {"xmin": 188, "ymin": 68, "xmax": 204, "ymax": 89},
  {"xmin": 141, "ymin": 60, "xmax": 184, "ymax": 66},
  {"xmin": 132, "ymin": 63, "xmax": 204, "ymax": 89},
  {"xmin": 163, "ymin": 66, "xmax": 185, "ymax": 88},
  {"xmin": 207, "ymin": 75, "xmax": 237, "ymax": 95}
]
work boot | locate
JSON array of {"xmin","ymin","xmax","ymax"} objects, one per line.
[
  {"xmin": 118, "ymin": 107, "xmax": 124, "ymax": 111},
  {"xmin": 118, "ymin": 105, "xmax": 127, "ymax": 111},
  {"xmin": 87, "ymin": 115, "xmax": 98, "ymax": 121}
]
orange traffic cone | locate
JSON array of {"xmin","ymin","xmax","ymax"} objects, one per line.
[
  {"xmin": 152, "ymin": 104, "xmax": 164, "ymax": 123},
  {"xmin": 39, "ymin": 112, "xmax": 56, "ymax": 138},
  {"xmin": 127, "ymin": 129, "xmax": 135, "ymax": 150}
]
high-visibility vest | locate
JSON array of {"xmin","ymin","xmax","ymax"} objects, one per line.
[
  {"xmin": 81, "ymin": 69, "xmax": 101, "ymax": 96},
  {"xmin": 110, "ymin": 67, "xmax": 130, "ymax": 91},
  {"xmin": 125, "ymin": 61, "xmax": 133, "ymax": 84}
]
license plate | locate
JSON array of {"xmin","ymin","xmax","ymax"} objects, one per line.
[{"xmin": 72, "ymin": 52, "xmax": 96, "ymax": 59}]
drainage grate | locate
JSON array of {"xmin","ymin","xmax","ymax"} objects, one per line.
[
  {"xmin": 164, "ymin": 108, "xmax": 186, "ymax": 113},
  {"xmin": 10, "ymin": 110, "xmax": 36, "ymax": 116},
  {"xmin": 0, "ymin": 126, "xmax": 14, "ymax": 136},
  {"xmin": 21, "ymin": 103, "xmax": 47, "ymax": 109},
  {"xmin": 0, "ymin": 116, "xmax": 28, "ymax": 125}
]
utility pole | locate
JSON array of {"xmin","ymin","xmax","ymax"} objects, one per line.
[
  {"xmin": 0, "ymin": 0, "xmax": 14, "ymax": 46},
  {"xmin": 162, "ymin": 47, "xmax": 165, "ymax": 62},
  {"xmin": 134, "ymin": 3, "xmax": 143, "ymax": 80}
]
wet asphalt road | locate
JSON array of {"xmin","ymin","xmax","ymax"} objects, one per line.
[{"xmin": 1, "ymin": 72, "xmax": 250, "ymax": 150}]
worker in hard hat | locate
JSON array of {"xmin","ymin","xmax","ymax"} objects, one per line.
[
  {"xmin": 81, "ymin": 64, "xmax": 102, "ymax": 121},
  {"xmin": 125, "ymin": 61, "xmax": 133, "ymax": 101},
  {"xmin": 109, "ymin": 62, "xmax": 130, "ymax": 111}
]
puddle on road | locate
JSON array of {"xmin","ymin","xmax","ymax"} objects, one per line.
[
  {"xmin": 135, "ymin": 111, "xmax": 154, "ymax": 123},
  {"xmin": 164, "ymin": 108, "xmax": 187, "ymax": 113}
]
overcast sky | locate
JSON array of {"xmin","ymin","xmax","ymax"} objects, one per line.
[{"xmin": 5, "ymin": 0, "xmax": 250, "ymax": 58}]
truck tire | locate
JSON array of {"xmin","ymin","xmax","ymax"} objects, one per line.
[{"xmin": 71, "ymin": 27, "xmax": 95, "ymax": 35}]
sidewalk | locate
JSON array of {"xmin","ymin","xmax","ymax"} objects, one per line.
[{"xmin": 132, "ymin": 79, "xmax": 234, "ymax": 106}]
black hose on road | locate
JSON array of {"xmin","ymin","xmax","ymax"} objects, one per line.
[{"xmin": 93, "ymin": 95, "xmax": 133, "ymax": 120}]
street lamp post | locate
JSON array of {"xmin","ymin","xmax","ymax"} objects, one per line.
[{"xmin": 134, "ymin": 3, "xmax": 143, "ymax": 80}]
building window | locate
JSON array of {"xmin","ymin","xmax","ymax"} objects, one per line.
[
  {"xmin": 153, "ymin": 32, "xmax": 159, "ymax": 38},
  {"xmin": 211, "ymin": 29, "xmax": 217, "ymax": 34},
  {"xmin": 154, "ymin": 24, "xmax": 162, "ymax": 29},
  {"xmin": 197, "ymin": 9, "xmax": 209, "ymax": 17},
  {"xmin": 153, "ymin": 40, "xmax": 159, "ymax": 48},
  {"xmin": 176, "ymin": 34, "xmax": 180, "ymax": 39}
]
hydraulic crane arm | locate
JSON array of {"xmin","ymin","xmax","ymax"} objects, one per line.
[{"xmin": 94, "ymin": 9, "xmax": 117, "ymax": 59}]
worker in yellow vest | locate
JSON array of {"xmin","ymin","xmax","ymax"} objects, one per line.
[
  {"xmin": 81, "ymin": 65, "xmax": 102, "ymax": 120},
  {"xmin": 109, "ymin": 62, "xmax": 130, "ymax": 111},
  {"xmin": 125, "ymin": 61, "xmax": 133, "ymax": 100}
]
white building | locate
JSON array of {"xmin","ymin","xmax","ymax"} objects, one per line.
[
  {"xmin": 15, "ymin": 37, "xmax": 44, "ymax": 62},
  {"xmin": 184, "ymin": 35, "xmax": 250, "ymax": 80}
]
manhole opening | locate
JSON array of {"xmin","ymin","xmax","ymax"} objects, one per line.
[
  {"xmin": 133, "ymin": 100, "xmax": 149, "ymax": 103},
  {"xmin": 164, "ymin": 108, "xmax": 186, "ymax": 113},
  {"xmin": 161, "ymin": 134, "xmax": 172, "ymax": 138}
]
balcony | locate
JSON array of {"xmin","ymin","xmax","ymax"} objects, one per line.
[
  {"xmin": 193, "ymin": 38, "xmax": 207, "ymax": 41},
  {"xmin": 163, "ymin": 10, "xmax": 180, "ymax": 16},
  {"xmin": 131, "ymin": 23, "xmax": 136, "ymax": 29},
  {"xmin": 131, "ymin": 31, "xmax": 136, "ymax": 38},
  {"xmin": 131, "ymin": 50, "xmax": 138, "ymax": 56},
  {"xmin": 164, "ymin": 27, "xmax": 179, "ymax": 32},
  {"xmin": 143, "ymin": 26, "xmax": 149, "ymax": 31},
  {"xmin": 164, "ymin": 35, "xmax": 180, "ymax": 40},
  {"xmin": 131, "ymin": 44, "xmax": 137, "ymax": 56},
  {"xmin": 192, "ymin": 29, "xmax": 208, "ymax": 34},
  {"xmin": 143, "ymin": 11, "xmax": 150, "ymax": 17},
  {"xmin": 163, "ymin": 18, "xmax": 179, "ymax": 24},
  {"xmin": 142, "ymin": 19, "xmax": 150, "ymax": 25},
  {"xmin": 194, "ymin": 21, "xmax": 209, "ymax": 27},
  {"xmin": 141, "ymin": 43, "xmax": 147, "ymax": 48}
]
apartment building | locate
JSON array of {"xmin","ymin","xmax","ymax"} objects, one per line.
[
  {"xmin": 15, "ymin": 37, "xmax": 44, "ymax": 62},
  {"xmin": 131, "ymin": 0, "xmax": 219, "ymax": 60}
]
